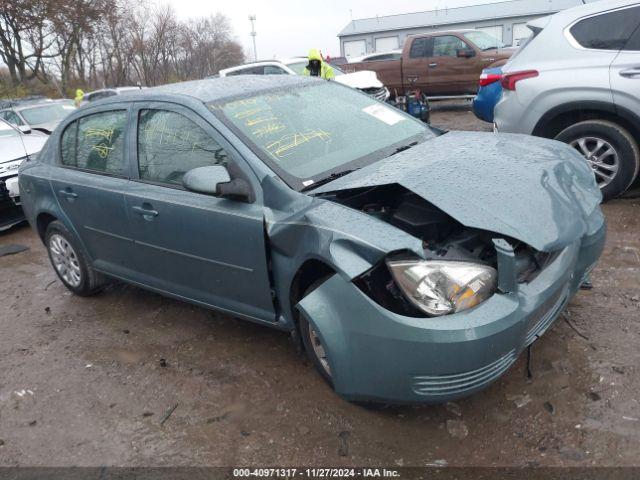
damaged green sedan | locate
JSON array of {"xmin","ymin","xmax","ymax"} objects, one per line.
[{"xmin": 19, "ymin": 76, "xmax": 605, "ymax": 403}]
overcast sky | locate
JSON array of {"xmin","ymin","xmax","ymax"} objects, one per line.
[{"xmin": 154, "ymin": 0, "xmax": 507, "ymax": 59}]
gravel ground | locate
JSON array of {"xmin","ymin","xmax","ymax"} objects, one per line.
[{"xmin": 0, "ymin": 102, "xmax": 638, "ymax": 468}]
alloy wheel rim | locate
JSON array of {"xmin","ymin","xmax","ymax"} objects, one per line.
[
  {"xmin": 570, "ymin": 136, "xmax": 619, "ymax": 188},
  {"xmin": 308, "ymin": 325, "xmax": 331, "ymax": 377},
  {"xmin": 49, "ymin": 234, "xmax": 82, "ymax": 287}
]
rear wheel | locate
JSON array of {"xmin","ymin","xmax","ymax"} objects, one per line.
[
  {"xmin": 554, "ymin": 120, "xmax": 640, "ymax": 201},
  {"xmin": 45, "ymin": 220, "xmax": 105, "ymax": 296}
]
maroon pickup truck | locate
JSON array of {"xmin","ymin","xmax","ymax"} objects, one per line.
[{"xmin": 344, "ymin": 30, "xmax": 515, "ymax": 97}]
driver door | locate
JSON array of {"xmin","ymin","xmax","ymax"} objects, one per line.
[{"xmin": 125, "ymin": 102, "xmax": 276, "ymax": 322}]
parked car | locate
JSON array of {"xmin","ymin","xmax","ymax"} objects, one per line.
[
  {"xmin": 472, "ymin": 67, "xmax": 503, "ymax": 123},
  {"xmin": 82, "ymin": 86, "xmax": 143, "ymax": 104},
  {"xmin": 0, "ymin": 119, "xmax": 47, "ymax": 230},
  {"xmin": 218, "ymin": 58, "xmax": 390, "ymax": 101},
  {"xmin": 344, "ymin": 30, "xmax": 515, "ymax": 97},
  {"xmin": 0, "ymin": 99, "xmax": 76, "ymax": 134},
  {"xmin": 348, "ymin": 50, "xmax": 403, "ymax": 64},
  {"xmin": 19, "ymin": 76, "xmax": 605, "ymax": 403},
  {"xmin": 494, "ymin": 0, "xmax": 640, "ymax": 200}
]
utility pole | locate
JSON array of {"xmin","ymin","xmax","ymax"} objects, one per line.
[{"xmin": 248, "ymin": 15, "xmax": 258, "ymax": 61}]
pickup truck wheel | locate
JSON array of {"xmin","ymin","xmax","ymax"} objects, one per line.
[
  {"xmin": 45, "ymin": 220, "xmax": 105, "ymax": 296},
  {"xmin": 554, "ymin": 120, "xmax": 640, "ymax": 201}
]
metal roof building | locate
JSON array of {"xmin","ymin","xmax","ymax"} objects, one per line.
[{"xmin": 338, "ymin": 0, "xmax": 588, "ymax": 58}]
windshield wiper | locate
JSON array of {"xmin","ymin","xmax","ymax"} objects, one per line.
[
  {"xmin": 301, "ymin": 169, "xmax": 355, "ymax": 192},
  {"xmin": 389, "ymin": 141, "xmax": 418, "ymax": 157}
]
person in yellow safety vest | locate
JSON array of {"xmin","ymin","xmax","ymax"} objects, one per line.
[
  {"xmin": 302, "ymin": 49, "xmax": 335, "ymax": 80},
  {"xmin": 74, "ymin": 89, "xmax": 84, "ymax": 107}
]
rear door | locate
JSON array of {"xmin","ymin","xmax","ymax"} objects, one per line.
[
  {"xmin": 402, "ymin": 36, "xmax": 433, "ymax": 92},
  {"xmin": 125, "ymin": 102, "xmax": 276, "ymax": 322},
  {"xmin": 608, "ymin": 7, "xmax": 640, "ymax": 119},
  {"xmin": 49, "ymin": 105, "xmax": 135, "ymax": 277}
]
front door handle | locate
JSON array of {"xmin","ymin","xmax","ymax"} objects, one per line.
[
  {"xmin": 428, "ymin": 63, "xmax": 438, "ymax": 68},
  {"xmin": 132, "ymin": 204, "xmax": 159, "ymax": 221},
  {"xmin": 58, "ymin": 188, "xmax": 78, "ymax": 201},
  {"xmin": 620, "ymin": 67, "xmax": 640, "ymax": 78}
]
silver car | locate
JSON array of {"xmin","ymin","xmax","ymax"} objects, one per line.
[
  {"xmin": 494, "ymin": 0, "xmax": 640, "ymax": 200},
  {"xmin": 0, "ymin": 99, "xmax": 76, "ymax": 134}
]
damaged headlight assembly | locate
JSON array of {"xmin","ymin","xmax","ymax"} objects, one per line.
[{"xmin": 386, "ymin": 259, "xmax": 498, "ymax": 316}]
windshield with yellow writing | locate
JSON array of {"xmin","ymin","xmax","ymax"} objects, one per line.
[{"xmin": 211, "ymin": 82, "xmax": 431, "ymax": 189}]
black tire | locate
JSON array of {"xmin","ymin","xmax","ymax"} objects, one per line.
[
  {"xmin": 297, "ymin": 279, "xmax": 334, "ymax": 387},
  {"xmin": 45, "ymin": 220, "xmax": 105, "ymax": 296},
  {"xmin": 554, "ymin": 120, "xmax": 640, "ymax": 201},
  {"xmin": 299, "ymin": 312, "xmax": 334, "ymax": 387}
]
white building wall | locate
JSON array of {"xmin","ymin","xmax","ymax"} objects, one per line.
[{"xmin": 339, "ymin": 14, "xmax": 547, "ymax": 56}]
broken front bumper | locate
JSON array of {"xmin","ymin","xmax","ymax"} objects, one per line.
[
  {"xmin": 0, "ymin": 175, "xmax": 25, "ymax": 231},
  {"xmin": 297, "ymin": 221, "xmax": 606, "ymax": 404}
]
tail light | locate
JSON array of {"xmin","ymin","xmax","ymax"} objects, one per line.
[
  {"xmin": 479, "ymin": 73, "xmax": 502, "ymax": 87},
  {"xmin": 501, "ymin": 70, "xmax": 538, "ymax": 91}
]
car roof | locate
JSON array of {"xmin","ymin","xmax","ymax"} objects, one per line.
[
  {"xmin": 551, "ymin": 0, "xmax": 639, "ymax": 24},
  {"xmin": 88, "ymin": 75, "xmax": 319, "ymax": 105}
]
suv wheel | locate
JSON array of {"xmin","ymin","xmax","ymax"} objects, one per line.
[
  {"xmin": 45, "ymin": 220, "xmax": 105, "ymax": 296},
  {"xmin": 555, "ymin": 120, "xmax": 640, "ymax": 201}
]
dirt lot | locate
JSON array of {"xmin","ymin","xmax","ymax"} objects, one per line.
[{"xmin": 1, "ymin": 101, "xmax": 639, "ymax": 468}]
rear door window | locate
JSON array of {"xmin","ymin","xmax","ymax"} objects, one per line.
[
  {"xmin": 60, "ymin": 110, "xmax": 127, "ymax": 176},
  {"xmin": 409, "ymin": 38, "xmax": 431, "ymax": 58},
  {"xmin": 570, "ymin": 6, "xmax": 640, "ymax": 50}
]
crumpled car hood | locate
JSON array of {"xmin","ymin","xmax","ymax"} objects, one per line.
[
  {"xmin": 334, "ymin": 70, "xmax": 384, "ymax": 89},
  {"xmin": 313, "ymin": 131, "xmax": 602, "ymax": 252}
]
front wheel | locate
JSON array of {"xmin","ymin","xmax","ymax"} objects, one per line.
[
  {"xmin": 554, "ymin": 120, "xmax": 640, "ymax": 201},
  {"xmin": 299, "ymin": 313, "xmax": 333, "ymax": 386}
]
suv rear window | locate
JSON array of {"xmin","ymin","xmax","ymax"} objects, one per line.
[{"xmin": 570, "ymin": 7, "xmax": 640, "ymax": 50}]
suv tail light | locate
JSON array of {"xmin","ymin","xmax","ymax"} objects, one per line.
[
  {"xmin": 501, "ymin": 70, "xmax": 538, "ymax": 90},
  {"xmin": 479, "ymin": 73, "xmax": 502, "ymax": 87}
]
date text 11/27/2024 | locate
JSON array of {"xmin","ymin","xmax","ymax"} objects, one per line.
[{"xmin": 232, "ymin": 468, "xmax": 401, "ymax": 478}]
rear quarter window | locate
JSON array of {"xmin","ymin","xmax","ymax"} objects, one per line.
[
  {"xmin": 60, "ymin": 110, "xmax": 127, "ymax": 175},
  {"xmin": 569, "ymin": 6, "xmax": 640, "ymax": 50}
]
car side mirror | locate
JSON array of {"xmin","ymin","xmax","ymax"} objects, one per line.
[
  {"xmin": 457, "ymin": 48, "xmax": 475, "ymax": 58},
  {"xmin": 183, "ymin": 165, "xmax": 230, "ymax": 195},
  {"xmin": 18, "ymin": 125, "xmax": 32, "ymax": 134},
  {"xmin": 183, "ymin": 165, "xmax": 251, "ymax": 201}
]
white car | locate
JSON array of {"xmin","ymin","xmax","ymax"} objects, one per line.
[
  {"xmin": 0, "ymin": 118, "xmax": 47, "ymax": 230},
  {"xmin": 82, "ymin": 86, "xmax": 144, "ymax": 104},
  {"xmin": 0, "ymin": 99, "xmax": 76, "ymax": 134},
  {"xmin": 348, "ymin": 50, "xmax": 403, "ymax": 64},
  {"xmin": 219, "ymin": 58, "xmax": 390, "ymax": 101}
]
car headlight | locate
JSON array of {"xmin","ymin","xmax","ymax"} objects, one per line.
[{"xmin": 386, "ymin": 259, "xmax": 497, "ymax": 316}]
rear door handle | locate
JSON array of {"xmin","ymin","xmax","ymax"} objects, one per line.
[
  {"xmin": 428, "ymin": 63, "xmax": 438, "ymax": 68},
  {"xmin": 620, "ymin": 68, "xmax": 640, "ymax": 78},
  {"xmin": 58, "ymin": 188, "xmax": 78, "ymax": 201},
  {"xmin": 132, "ymin": 205, "xmax": 159, "ymax": 220}
]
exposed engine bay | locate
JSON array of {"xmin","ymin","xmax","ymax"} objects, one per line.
[{"xmin": 318, "ymin": 184, "xmax": 558, "ymax": 316}]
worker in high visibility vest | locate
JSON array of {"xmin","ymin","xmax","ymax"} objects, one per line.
[
  {"xmin": 302, "ymin": 49, "xmax": 335, "ymax": 80},
  {"xmin": 74, "ymin": 89, "xmax": 84, "ymax": 107}
]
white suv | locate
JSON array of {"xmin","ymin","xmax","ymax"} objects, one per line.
[
  {"xmin": 218, "ymin": 58, "xmax": 390, "ymax": 102},
  {"xmin": 495, "ymin": 0, "xmax": 640, "ymax": 200}
]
